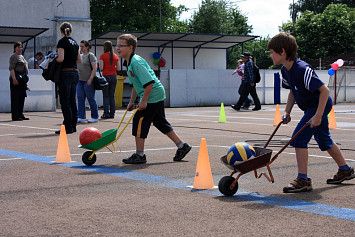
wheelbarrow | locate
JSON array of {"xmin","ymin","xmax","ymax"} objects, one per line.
[
  {"xmin": 78, "ymin": 109, "xmax": 138, "ymax": 166},
  {"xmin": 218, "ymin": 120, "xmax": 311, "ymax": 196}
]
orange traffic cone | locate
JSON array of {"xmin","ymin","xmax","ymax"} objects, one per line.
[
  {"xmin": 192, "ymin": 138, "xmax": 215, "ymax": 189},
  {"xmin": 328, "ymin": 107, "xmax": 337, "ymax": 129},
  {"xmin": 55, "ymin": 125, "xmax": 72, "ymax": 163},
  {"xmin": 273, "ymin": 104, "xmax": 282, "ymax": 126}
]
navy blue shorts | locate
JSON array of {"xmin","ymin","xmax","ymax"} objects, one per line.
[
  {"xmin": 291, "ymin": 104, "xmax": 333, "ymax": 151},
  {"xmin": 132, "ymin": 100, "xmax": 173, "ymax": 139}
]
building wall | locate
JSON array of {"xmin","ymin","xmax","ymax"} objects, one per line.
[{"xmin": 0, "ymin": 0, "xmax": 91, "ymax": 64}]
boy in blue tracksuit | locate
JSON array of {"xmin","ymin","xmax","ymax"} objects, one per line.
[
  {"xmin": 268, "ymin": 32, "xmax": 354, "ymax": 193},
  {"xmin": 116, "ymin": 34, "xmax": 191, "ymax": 164}
]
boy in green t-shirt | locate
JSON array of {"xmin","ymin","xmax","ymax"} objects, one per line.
[{"xmin": 117, "ymin": 34, "xmax": 192, "ymax": 164}]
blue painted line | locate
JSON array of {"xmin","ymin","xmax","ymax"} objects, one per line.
[{"xmin": 1, "ymin": 148, "xmax": 354, "ymax": 221}]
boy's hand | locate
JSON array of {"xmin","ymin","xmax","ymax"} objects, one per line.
[
  {"xmin": 138, "ymin": 101, "xmax": 147, "ymax": 111},
  {"xmin": 282, "ymin": 113, "xmax": 291, "ymax": 124},
  {"xmin": 127, "ymin": 103, "xmax": 135, "ymax": 111},
  {"xmin": 309, "ymin": 114, "xmax": 322, "ymax": 128}
]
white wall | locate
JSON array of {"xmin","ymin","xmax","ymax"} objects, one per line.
[{"xmin": 0, "ymin": 69, "xmax": 55, "ymax": 112}]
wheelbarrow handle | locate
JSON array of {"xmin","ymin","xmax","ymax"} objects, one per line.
[
  {"xmin": 263, "ymin": 118, "xmax": 288, "ymax": 149},
  {"xmin": 269, "ymin": 122, "xmax": 311, "ymax": 163}
]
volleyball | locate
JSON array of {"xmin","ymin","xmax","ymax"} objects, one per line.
[{"xmin": 227, "ymin": 142, "xmax": 256, "ymax": 166}]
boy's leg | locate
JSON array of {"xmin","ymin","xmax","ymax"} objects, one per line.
[
  {"xmin": 326, "ymin": 143, "xmax": 355, "ymax": 184},
  {"xmin": 122, "ymin": 137, "xmax": 147, "ymax": 164},
  {"xmin": 165, "ymin": 130, "xmax": 192, "ymax": 161},
  {"xmin": 295, "ymin": 147, "xmax": 308, "ymax": 174}
]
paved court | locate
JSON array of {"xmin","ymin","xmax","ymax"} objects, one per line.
[{"xmin": 1, "ymin": 104, "xmax": 354, "ymax": 236}]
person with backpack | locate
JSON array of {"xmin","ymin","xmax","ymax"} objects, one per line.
[{"xmin": 231, "ymin": 52, "xmax": 261, "ymax": 111}]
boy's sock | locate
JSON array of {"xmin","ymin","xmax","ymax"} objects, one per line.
[
  {"xmin": 136, "ymin": 151, "xmax": 145, "ymax": 157},
  {"xmin": 339, "ymin": 164, "xmax": 350, "ymax": 171},
  {"xmin": 176, "ymin": 140, "xmax": 184, "ymax": 149},
  {"xmin": 297, "ymin": 173, "xmax": 308, "ymax": 180}
]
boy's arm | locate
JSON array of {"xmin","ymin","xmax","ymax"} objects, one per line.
[
  {"xmin": 127, "ymin": 87, "xmax": 138, "ymax": 111},
  {"xmin": 310, "ymin": 84, "xmax": 329, "ymax": 128},
  {"xmin": 138, "ymin": 83, "xmax": 153, "ymax": 111},
  {"xmin": 283, "ymin": 90, "xmax": 295, "ymax": 124}
]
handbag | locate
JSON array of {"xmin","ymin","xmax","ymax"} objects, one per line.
[
  {"xmin": 88, "ymin": 54, "xmax": 108, "ymax": 90},
  {"xmin": 15, "ymin": 71, "xmax": 29, "ymax": 84}
]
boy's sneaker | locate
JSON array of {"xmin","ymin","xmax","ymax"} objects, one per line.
[
  {"xmin": 122, "ymin": 153, "xmax": 147, "ymax": 164},
  {"xmin": 283, "ymin": 178, "xmax": 313, "ymax": 193},
  {"xmin": 326, "ymin": 167, "xmax": 355, "ymax": 184},
  {"xmin": 173, "ymin": 143, "xmax": 192, "ymax": 161}
]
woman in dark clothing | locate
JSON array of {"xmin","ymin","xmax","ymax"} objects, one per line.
[
  {"xmin": 55, "ymin": 22, "xmax": 82, "ymax": 134},
  {"xmin": 9, "ymin": 41, "xmax": 29, "ymax": 121}
]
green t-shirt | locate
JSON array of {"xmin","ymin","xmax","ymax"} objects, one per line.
[{"xmin": 127, "ymin": 54, "xmax": 165, "ymax": 103}]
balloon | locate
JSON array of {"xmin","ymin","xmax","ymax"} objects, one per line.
[
  {"xmin": 328, "ymin": 68, "xmax": 335, "ymax": 76},
  {"xmin": 153, "ymin": 52, "xmax": 161, "ymax": 59},
  {"xmin": 336, "ymin": 59, "xmax": 344, "ymax": 67},
  {"xmin": 158, "ymin": 57, "xmax": 166, "ymax": 67},
  {"xmin": 331, "ymin": 63, "xmax": 339, "ymax": 71},
  {"xmin": 153, "ymin": 58, "xmax": 160, "ymax": 65}
]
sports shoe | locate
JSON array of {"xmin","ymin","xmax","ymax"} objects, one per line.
[
  {"xmin": 231, "ymin": 105, "xmax": 240, "ymax": 111},
  {"xmin": 326, "ymin": 167, "xmax": 355, "ymax": 184},
  {"xmin": 173, "ymin": 143, "xmax": 192, "ymax": 161},
  {"xmin": 283, "ymin": 178, "xmax": 313, "ymax": 193},
  {"xmin": 88, "ymin": 118, "xmax": 99, "ymax": 123},
  {"xmin": 252, "ymin": 107, "xmax": 261, "ymax": 111},
  {"xmin": 122, "ymin": 153, "xmax": 147, "ymax": 164},
  {"xmin": 77, "ymin": 118, "xmax": 86, "ymax": 123}
]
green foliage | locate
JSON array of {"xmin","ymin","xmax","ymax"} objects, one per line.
[
  {"xmin": 90, "ymin": 0, "xmax": 188, "ymax": 37},
  {"xmin": 188, "ymin": 0, "xmax": 252, "ymax": 35},
  {"xmin": 283, "ymin": 4, "xmax": 355, "ymax": 62}
]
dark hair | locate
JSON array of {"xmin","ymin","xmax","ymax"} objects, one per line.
[
  {"xmin": 80, "ymin": 40, "xmax": 92, "ymax": 51},
  {"xmin": 268, "ymin": 32, "xmax": 298, "ymax": 61},
  {"xmin": 118, "ymin": 34, "xmax": 137, "ymax": 52},
  {"xmin": 36, "ymin": 52, "xmax": 44, "ymax": 57},
  {"xmin": 103, "ymin": 41, "xmax": 114, "ymax": 65},
  {"xmin": 13, "ymin": 41, "xmax": 22, "ymax": 53},
  {"xmin": 60, "ymin": 22, "xmax": 72, "ymax": 37}
]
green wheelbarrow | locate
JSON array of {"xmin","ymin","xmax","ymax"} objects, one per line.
[{"xmin": 78, "ymin": 109, "xmax": 138, "ymax": 166}]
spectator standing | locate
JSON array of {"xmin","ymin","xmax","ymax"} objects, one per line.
[
  {"xmin": 76, "ymin": 40, "xmax": 99, "ymax": 123},
  {"xmin": 99, "ymin": 40, "xmax": 120, "ymax": 119},
  {"xmin": 9, "ymin": 41, "xmax": 29, "ymax": 121},
  {"xmin": 55, "ymin": 22, "xmax": 81, "ymax": 134}
]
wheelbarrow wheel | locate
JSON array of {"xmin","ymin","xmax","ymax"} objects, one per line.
[
  {"xmin": 82, "ymin": 151, "xmax": 97, "ymax": 166},
  {"xmin": 218, "ymin": 176, "xmax": 238, "ymax": 196}
]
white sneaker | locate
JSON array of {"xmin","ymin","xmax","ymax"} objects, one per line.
[
  {"xmin": 88, "ymin": 118, "xmax": 99, "ymax": 123},
  {"xmin": 77, "ymin": 118, "xmax": 86, "ymax": 123}
]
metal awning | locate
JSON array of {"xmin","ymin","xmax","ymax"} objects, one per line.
[
  {"xmin": 91, "ymin": 31, "xmax": 258, "ymax": 50},
  {"xmin": 91, "ymin": 31, "xmax": 259, "ymax": 69},
  {"xmin": 0, "ymin": 26, "xmax": 48, "ymax": 44}
]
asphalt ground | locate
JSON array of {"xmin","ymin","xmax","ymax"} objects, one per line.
[{"xmin": 1, "ymin": 104, "xmax": 355, "ymax": 236}]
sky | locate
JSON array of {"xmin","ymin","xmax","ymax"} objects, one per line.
[{"xmin": 170, "ymin": 0, "xmax": 294, "ymax": 38}]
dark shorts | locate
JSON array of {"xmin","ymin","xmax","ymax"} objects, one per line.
[
  {"xmin": 132, "ymin": 100, "xmax": 173, "ymax": 139},
  {"xmin": 291, "ymin": 104, "xmax": 333, "ymax": 151}
]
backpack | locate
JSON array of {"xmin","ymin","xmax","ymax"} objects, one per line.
[{"xmin": 253, "ymin": 64, "xmax": 261, "ymax": 83}]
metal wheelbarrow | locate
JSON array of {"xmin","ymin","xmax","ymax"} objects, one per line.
[
  {"xmin": 78, "ymin": 109, "xmax": 138, "ymax": 166},
  {"xmin": 218, "ymin": 120, "xmax": 311, "ymax": 196}
]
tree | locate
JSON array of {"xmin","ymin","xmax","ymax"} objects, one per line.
[
  {"xmin": 289, "ymin": 0, "xmax": 355, "ymax": 19},
  {"xmin": 90, "ymin": 0, "xmax": 188, "ymax": 37},
  {"xmin": 188, "ymin": 0, "xmax": 252, "ymax": 35},
  {"xmin": 283, "ymin": 4, "xmax": 355, "ymax": 62},
  {"xmin": 188, "ymin": 0, "xmax": 253, "ymax": 68}
]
